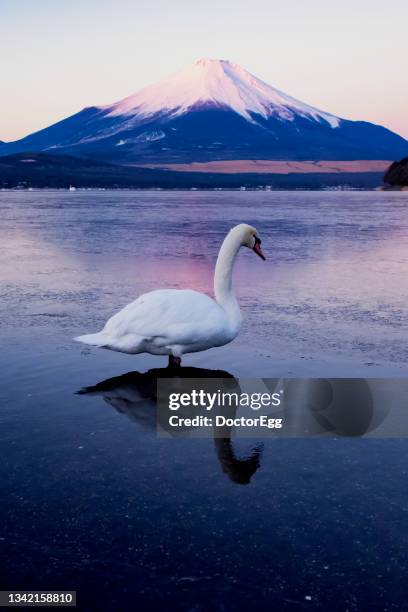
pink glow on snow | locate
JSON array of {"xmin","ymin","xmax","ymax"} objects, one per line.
[{"xmin": 102, "ymin": 59, "xmax": 340, "ymax": 128}]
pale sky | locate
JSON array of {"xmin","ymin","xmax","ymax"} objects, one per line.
[{"xmin": 1, "ymin": 0, "xmax": 407, "ymax": 142}]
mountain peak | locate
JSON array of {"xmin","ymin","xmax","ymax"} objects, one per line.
[
  {"xmin": 192, "ymin": 58, "xmax": 238, "ymax": 70},
  {"xmin": 4, "ymin": 59, "xmax": 407, "ymax": 165},
  {"xmin": 194, "ymin": 58, "xmax": 229, "ymax": 66},
  {"xmin": 103, "ymin": 59, "xmax": 341, "ymax": 128}
]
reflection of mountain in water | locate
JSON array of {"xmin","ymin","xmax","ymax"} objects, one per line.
[{"xmin": 78, "ymin": 366, "xmax": 263, "ymax": 486}]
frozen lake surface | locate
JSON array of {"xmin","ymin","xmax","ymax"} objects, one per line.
[
  {"xmin": 1, "ymin": 190, "xmax": 408, "ymax": 374},
  {"xmin": 1, "ymin": 190, "xmax": 408, "ymax": 610}
]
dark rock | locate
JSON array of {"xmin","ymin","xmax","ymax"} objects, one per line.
[{"xmin": 384, "ymin": 157, "xmax": 408, "ymax": 186}]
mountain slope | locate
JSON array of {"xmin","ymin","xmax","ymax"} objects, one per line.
[
  {"xmin": 102, "ymin": 58, "xmax": 340, "ymax": 126},
  {"xmin": 1, "ymin": 59, "xmax": 407, "ymax": 163}
]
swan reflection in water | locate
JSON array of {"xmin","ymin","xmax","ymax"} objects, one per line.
[
  {"xmin": 78, "ymin": 370, "xmax": 388, "ymax": 484},
  {"xmin": 78, "ymin": 366, "xmax": 263, "ymax": 485}
]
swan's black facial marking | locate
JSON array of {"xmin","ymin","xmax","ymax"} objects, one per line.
[{"xmin": 253, "ymin": 235, "xmax": 266, "ymax": 260}]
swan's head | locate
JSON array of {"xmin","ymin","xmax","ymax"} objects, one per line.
[{"xmin": 233, "ymin": 223, "xmax": 266, "ymax": 261}]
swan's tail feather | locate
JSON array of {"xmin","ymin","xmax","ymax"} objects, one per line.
[{"xmin": 74, "ymin": 332, "xmax": 108, "ymax": 347}]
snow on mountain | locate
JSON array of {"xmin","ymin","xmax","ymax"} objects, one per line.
[
  {"xmin": 1, "ymin": 59, "xmax": 407, "ymax": 164},
  {"xmin": 103, "ymin": 59, "xmax": 340, "ymax": 128}
]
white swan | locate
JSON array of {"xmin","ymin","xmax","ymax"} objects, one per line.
[{"xmin": 75, "ymin": 223, "xmax": 265, "ymax": 366}]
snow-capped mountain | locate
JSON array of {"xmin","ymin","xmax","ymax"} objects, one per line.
[
  {"xmin": 104, "ymin": 59, "xmax": 340, "ymax": 127},
  {"xmin": 1, "ymin": 59, "xmax": 407, "ymax": 164}
]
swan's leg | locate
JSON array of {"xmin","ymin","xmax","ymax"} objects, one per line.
[{"xmin": 168, "ymin": 355, "xmax": 182, "ymax": 368}]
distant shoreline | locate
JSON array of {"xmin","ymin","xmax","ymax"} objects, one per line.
[
  {"xmin": 136, "ymin": 159, "xmax": 391, "ymax": 175},
  {"xmin": 0, "ymin": 152, "xmax": 387, "ymax": 191},
  {"xmin": 4, "ymin": 183, "xmax": 406, "ymax": 191}
]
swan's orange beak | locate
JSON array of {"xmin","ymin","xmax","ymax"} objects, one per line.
[{"xmin": 253, "ymin": 238, "xmax": 266, "ymax": 261}]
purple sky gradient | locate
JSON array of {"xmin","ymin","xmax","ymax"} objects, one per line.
[{"xmin": 1, "ymin": 0, "xmax": 407, "ymax": 142}]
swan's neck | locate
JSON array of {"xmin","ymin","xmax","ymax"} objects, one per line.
[{"xmin": 214, "ymin": 231, "xmax": 241, "ymax": 321}]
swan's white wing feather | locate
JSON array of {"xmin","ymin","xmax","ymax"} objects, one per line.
[{"xmin": 102, "ymin": 289, "xmax": 229, "ymax": 352}]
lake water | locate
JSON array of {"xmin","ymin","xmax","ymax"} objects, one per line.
[{"xmin": 1, "ymin": 190, "xmax": 408, "ymax": 610}]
